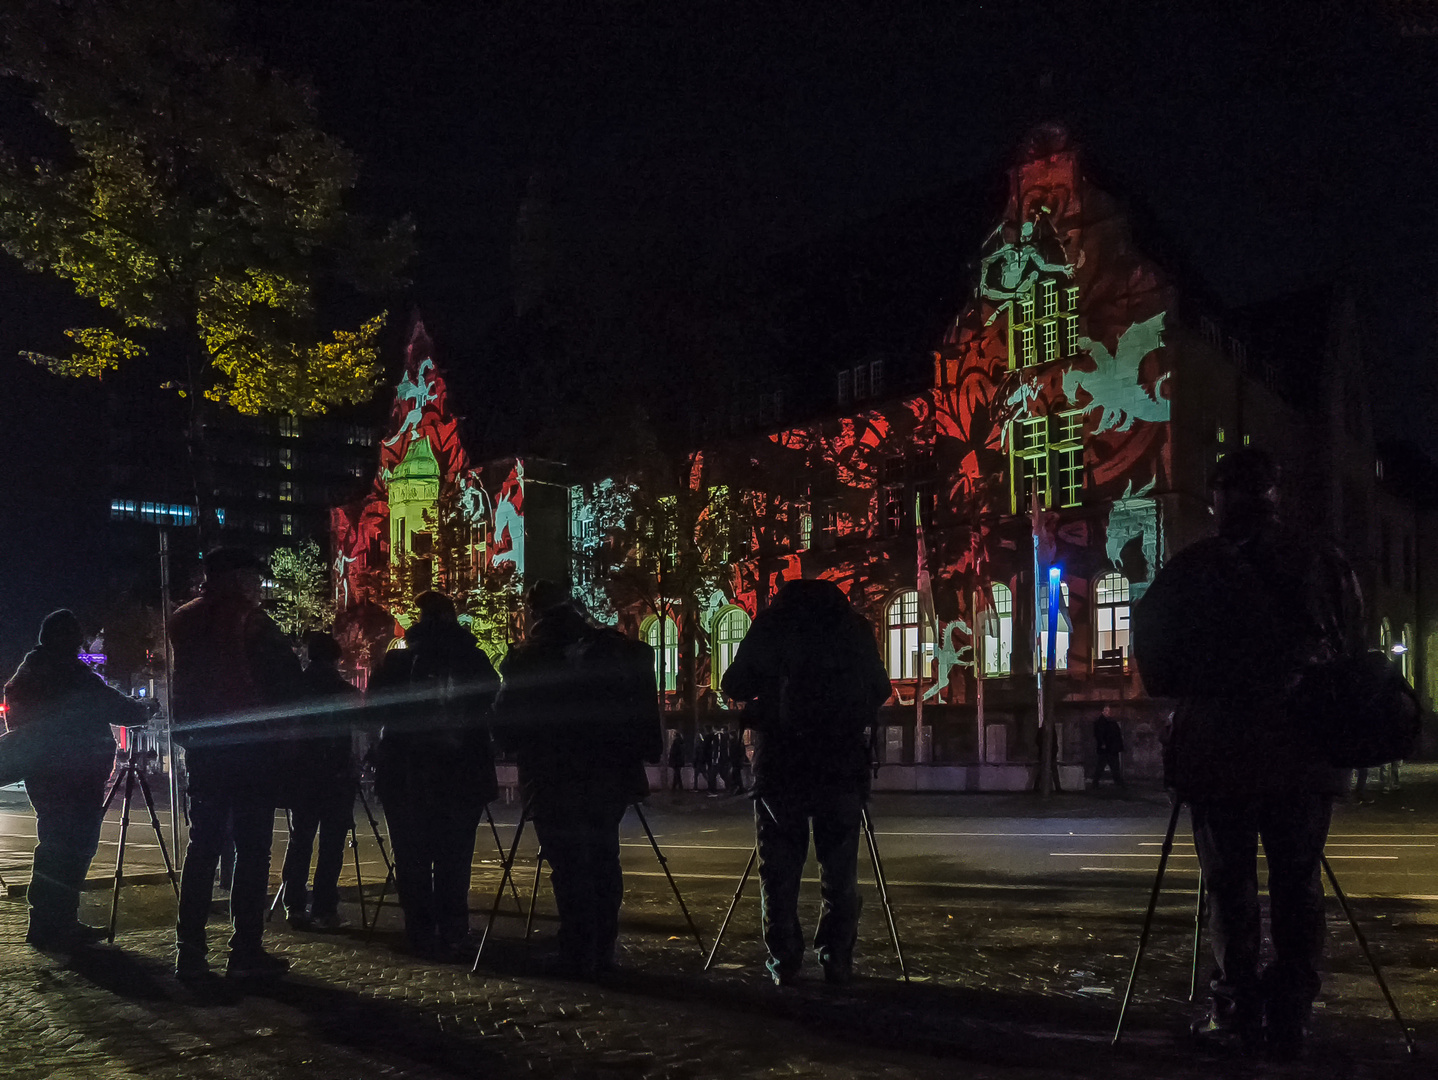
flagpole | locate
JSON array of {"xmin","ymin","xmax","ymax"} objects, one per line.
[{"xmin": 973, "ymin": 588, "xmax": 986, "ymax": 765}]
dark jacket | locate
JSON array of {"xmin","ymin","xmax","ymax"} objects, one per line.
[
  {"xmin": 1094, "ymin": 717, "xmax": 1124, "ymax": 755},
  {"xmin": 1135, "ymin": 523, "xmax": 1363, "ymax": 798},
  {"xmin": 494, "ymin": 605, "xmax": 663, "ymax": 817},
  {"xmin": 280, "ymin": 663, "xmax": 360, "ymax": 804},
  {"xmin": 721, "ymin": 580, "xmax": 890, "ymax": 798},
  {"xmin": 666, "ymin": 733, "xmax": 686, "ymax": 768},
  {"xmin": 169, "ymin": 586, "xmax": 304, "ymax": 796},
  {"xmin": 3, "ymin": 646, "xmax": 139, "ymax": 780},
  {"xmin": 370, "ymin": 617, "xmax": 499, "ymax": 813}
]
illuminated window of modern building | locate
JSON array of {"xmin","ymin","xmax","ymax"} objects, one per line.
[
  {"xmin": 1037, "ymin": 578, "xmax": 1070, "ymax": 670},
  {"xmin": 1095, "ymin": 573, "xmax": 1132, "ymax": 665},
  {"xmin": 279, "ymin": 447, "xmax": 294, "ymax": 470},
  {"xmin": 711, "ymin": 607, "xmax": 751, "ymax": 690},
  {"xmin": 983, "ymin": 584, "xmax": 1014, "ymax": 676},
  {"xmin": 1041, "ymin": 319, "xmax": 1058, "ymax": 363},
  {"xmin": 642, "ymin": 616, "xmax": 680, "ymax": 692},
  {"xmin": 279, "ymin": 481, "xmax": 294, "ymax": 503},
  {"xmin": 279, "ymin": 416, "xmax": 300, "ymax": 438},
  {"xmin": 1010, "ymin": 416, "xmax": 1049, "ymax": 511},
  {"xmin": 1040, "ymin": 279, "xmax": 1058, "ymax": 318},
  {"xmin": 1402, "ymin": 624, "xmax": 1414, "ymax": 684},
  {"xmin": 885, "ymin": 590, "xmax": 933, "ymax": 680}
]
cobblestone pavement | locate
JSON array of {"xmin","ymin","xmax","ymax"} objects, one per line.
[{"xmin": 1, "ymin": 793, "xmax": 1435, "ymax": 1079}]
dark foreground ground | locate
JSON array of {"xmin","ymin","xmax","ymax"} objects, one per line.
[{"xmin": 1, "ymin": 774, "xmax": 1436, "ymax": 1079}]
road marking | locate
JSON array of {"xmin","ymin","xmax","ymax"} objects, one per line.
[{"xmin": 1056, "ymin": 852, "xmax": 1398, "ymax": 861}]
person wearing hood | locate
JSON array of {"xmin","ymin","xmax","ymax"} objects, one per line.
[
  {"xmin": 370, "ymin": 591, "xmax": 498, "ymax": 958},
  {"xmin": 722, "ymin": 578, "xmax": 890, "ymax": 987},
  {"xmin": 3, "ymin": 610, "xmax": 143, "ymax": 950},
  {"xmin": 492, "ymin": 581, "xmax": 662, "ymax": 979},
  {"xmin": 170, "ymin": 547, "xmax": 304, "ymax": 982}
]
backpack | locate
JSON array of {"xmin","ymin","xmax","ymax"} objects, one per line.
[{"xmin": 1290, "ymin": 650, "xmax": 1423, "ymax": 769}]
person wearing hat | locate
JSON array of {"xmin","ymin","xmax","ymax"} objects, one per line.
[
  {"xmin": 3, "ymin": 610, "xmax": 144, "ymax": 949},
  {"xmin": 369, "ymin": 590, "xmax": 498, "ymax": 958},
  {"xmin": 279, "ymin": 631, "xmax": 360, "ymax": 930},
  {"xmin": 1134, "ymin": 447, "xmax": 1363, "ymax": 1059},
  {"xmin": 170, "ymin": 546, "xmax": 303, "ymax": 981},
  {"xmin": 492, "ymin": 580, "xmax": 662, "ymax": 978}
]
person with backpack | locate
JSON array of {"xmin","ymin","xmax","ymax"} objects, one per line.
[
  {"xmin": 492, "ymin": 581, "xmax": 662, "ymax": 979},
  {"xmin": 280, "ymin": 632, "xmax": 360, "ymax": 930},
  {"xmin": 369, "ymin": 591, "xmax": 498, "ymax": 959},
  {"xmin": 3, "ymin": 610, "xmax": 143, "ymax": 950},
  {"xmin": 721, "ymin": 579, "xmax": 890, "ymax": 986},
  {"xmin": 1133, "ymin": 449, "xmax": 1364, "ymax": 1060}
]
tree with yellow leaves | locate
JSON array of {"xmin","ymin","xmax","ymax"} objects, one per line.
[{"xmin": 0, "ymin": 0, "xmax": 410, "ymax": 423}]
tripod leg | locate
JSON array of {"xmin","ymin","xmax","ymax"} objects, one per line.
[
  {"xmin": 350, "ymin": 825, "xmax": 367, "ymax": 931},
  {"xmin": 485, "ymin": 804, "xmax": 524, "ymax": 914},
  {"xmin": 631, "ymin": 802, "xmax": 705, "ymax": 951},
  {"xmin": 523, "ymin": 849, "xmax": 544, "ymax": 944},
  {"xmin": 107, "ymin": 765, "xmax": 138, "ymax": 944},
  {"xmin": 1189, "ymin": 872, "xmax": 1206, "ymax": 1002},
  {"xmin": 367, "ymin": 868, "xmax": 395, "ymax": 935},
  {"xmin": 134, "ymin": 771, "xmax": 180, "ymax": 898},
  {"xmin": 473, "ymin": 813, "xmax": 529, "ymax": 973},
  {"xmin": 268, "ymin": 810, "xmax": 293, "ymax": 922},
  {"xmin": 1113, "ymin": 799, "xmax": 1183, "ymax": 1048},
  {"xmin": 1321, "ymin": 854, "xmax": 1417, "ymax": 1054},
  {"xmin": 860, "ymin": 806, "xmax": 908, "ymax": 982},
  {"xmin": 704, "ymin": 845, "xmax": 757, "ymax": 972}
]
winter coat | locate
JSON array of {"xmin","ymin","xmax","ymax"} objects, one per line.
[
  {"xmin": 494, "ymin": 605, "xmax": 663, "ymax": 818},
  {"xmin": 1135, "ymin": 523, "xmax": 1363, "ymax": 798},
  {"xmin": 2, "ymin": 646, "xmax": 139, "ymax": 784},
  {"xmin": 722, "ymin": 579, "xmax": 890, "ymax": 798},
  {"xmin": 278, "ymin": 663, "xmax": 360, "ymax": 806},
  {"xmin": 370, "ymin": 617, "xmax": 499, "ymax": 814},
  {"xmin": 1093, "ymin": 717, "xmax": 1124, "ymax": 755}
]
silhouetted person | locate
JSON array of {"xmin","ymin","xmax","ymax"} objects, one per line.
[
  {"xmin": 1092, "ymin": 706, "xmax": 1124, "ymax": 787},
  {"xmin": 3, "ymin": 610, "xmax": 141, "ymax": 950},
  {"xmin": 727, "ymin": 729, "xmax": 748, "ymax": 795},
  {"xmin": 666, "ymin": 730, "xmax": 686, "ymax": 791},
  {"xmin": 172, "ymin": 548, "xmax": 303, "ymax": 981},
  {"xmin": 281, "ymin": 631, "xmax": 360, "ymax": 930},
  {"xmin": 370, "ymin": 591, "xmax": 498, "ymax": 958},
  {"xmin": 493, "ymin": 581, "xmax": 662, "ymax": 978},
  {"xmin": 723, "ymin": 580, "xmax": 890, "ymax": 985},
  {"xmin": 692, "ymin": 726, "xmax": 712, "ymax": 791},
  {"xmin": 1135, "ymin": 449, "xmax": 1363, "ymax": 1059}
]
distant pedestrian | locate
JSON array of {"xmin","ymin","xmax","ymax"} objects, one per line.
[
  {"xmin": 1092, "ymin": 706, "xmax": 1125, "ymax": 787},
  {"xmin": 726, "ymin": 730, "xmax": 748, "ymax": 795},
  {"xmin": 1134, "ymin": 449, "xmax": 1363, "ymax": 1060},
  {"xmin": 280, "ymin": 632, "xmax": 360, "ymax": 930},
  {"xmin": 171, "ymin": 547, "xmax": 304, "ymax": 981},
  {"xmin": 666, "ymin": 730, "xmax": 686, "ymax": 791},
  {"xmin": 704, "ymin": 726, "xmax": 721, "ymax": 792},
  {"xmin": 692, "ymin": 727, "xmax": 712, "ymax": 791},
  {"xmin": 3, "ymin": 610, "xmax": 142, "ymax": 950},
  {"xmin": 723, "ymin": 579, "xmax": 890, "ymax": 986}
]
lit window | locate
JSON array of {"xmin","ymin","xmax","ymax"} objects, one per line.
[
  {"xmin": 1402, "ymin": 624, "xmax": 1414, "ymax": 684},
  {"xmin": 1041, "ymin": 319, "xmax": 1058, "ymax": 362},
  {"xmin": 1063, "ymin": 313, "xmax": 1079, "ymax": 356},
  {"xmin": 280, "ymin": 447, "xmax": 294, "ymax": 470},
  {"xmin": 643, "ymin": 616, "xmax": 680, "ymax": 692},
  {"xmin": 1057, "ymin": 448, "xmax": 1083, "ymax": 507},
  {"xmin": 1018, "ymin": 325, "xmax": 1036, "ymax": 367},
  {"xmin": 281, "ymin": 513, "xmax": 294, "ymax": 536},
  {"xmin": 885, "ymin": 590, "xmax": 933, "ymax": 680},
  {"xmin": 1041, "ymin": 279, "xmax": 1058, "ymax": 318},
  {"xmin": 1016, "ymin": 291, "xmax": 1035, "ymax": 326},
  {"xmin": 279, "ymin": 416, "xmax": 300, "ymax": 438},
  {"xmin": 1095, "ymin": 573, "xmax": 1131, "ymax": 667},
  {"xmin": 1037, "ymin": 579, "xmax": 1070, "ymax": 670},
  {"xmin": 1056, "ymin": 410, "xmax": 1083, "ymax": 446},
  {"xmin": 711, "ymin": 607, "xmax": 751, "ymax": 690},
  {"xmin": 279, "ymin": 482, "xmax": 294, "ymax": 503},
  {"xmin": 1011, "ymin": 417, "xmax": 1049, "ymax": 511},
  {"xmin": 983, "ymin": 584, "xmax": 1013, "ymax": 676},
  {"xmin": 1063, "ymin": 285, "xmax": 1079, "ymax": 313}
]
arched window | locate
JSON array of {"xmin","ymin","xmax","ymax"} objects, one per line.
[
  {"xmin": 642, "ymin": 615, "xmax": 680, "ymax": 692},
  {"xmin": 885, "ymin": 590, "xmax": 933, "ymax": 679},
  {"xmin": 711, "ymin": 606, "xmax": 751, "ymax": 689},
  {"xmin": 1038, "ymin": 578, "xmax": 1070, "ymax": 670},
  {"xmin": 1401, "ymin": 623, "xmax": 1414, "ymax": 685},
  {"xmin": 1094, "ymin": 573, "xmax": 1131, "ymax": 665},
  {"xmin": 1380, "ymin": 618, "xmax": 1393, "ymax": 653},
  {"xmin": 983, "ymin": 584, "xmax": 1014, "ymax": 676}
]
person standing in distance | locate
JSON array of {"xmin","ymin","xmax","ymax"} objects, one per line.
[
  {"xmin": 722, "ymin": 579, "xmax": 890, "ymax": 986},
  {"xmin": 1134, "ymin": 448, "xmax": 1363, "ymax": 1059},
  {"xmin": 171, "ymin": 547, "xmax": 303, "ymax": 981},
  {"xmin": 3, "ymin": 610, "xmax": 143, "ymax": 950},
  {"xmin": 1092, "ymin": 706, "xmax": 1125, "ymax": 788}
]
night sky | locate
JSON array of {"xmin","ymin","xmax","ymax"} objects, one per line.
[{"xmin": 1, "ymin": 0, "xmax": 1436, "ymax": 667}]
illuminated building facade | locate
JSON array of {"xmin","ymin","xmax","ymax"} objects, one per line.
[{"xmin": 330, "ymin": 319, "xmax": 567, "ymax": 678}]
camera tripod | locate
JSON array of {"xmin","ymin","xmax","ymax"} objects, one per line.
[
  {"xmin": 1112, "ymin": 799, "xmax": 1417, "ymax": 1054},
  {"xmin": 471, "ymin": 800, "xmax": 705, "ymax": 971},
  {"xmin": 703, "ymin": 798, "xmax": 909, "ymax": 982},
  {"xmin": 364, "ymin": 797, "xmax": 523, "ymax": 933},
  {"xmin": 267, "ymin": 803, "xmax": 371, "ymax": 929},
  {"xmin": 103, "ymin": 738, "xmax": 180, "ymax": 943}
]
